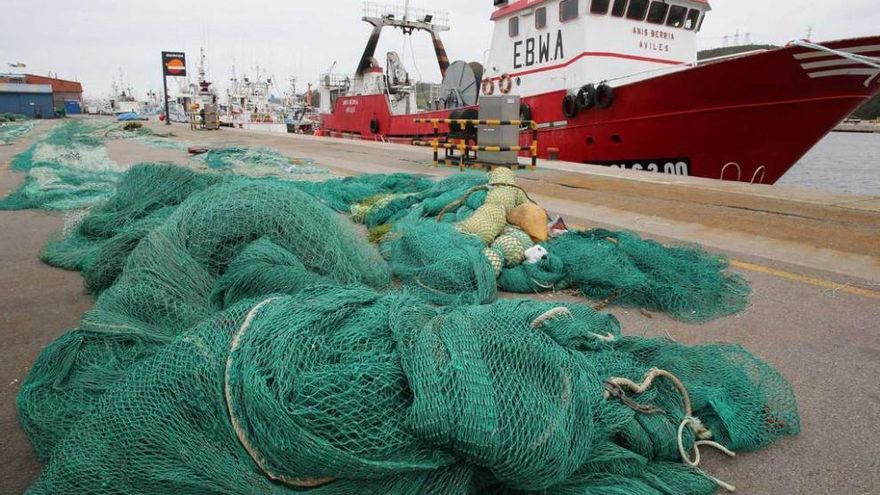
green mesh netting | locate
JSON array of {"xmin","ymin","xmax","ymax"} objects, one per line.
[
  {"xmin": 0, "ymin": 121, "xmax": 333, "ymax": 212},
  {"xmin": 200, "ymin": 146, "xmax": 331, "ymax": 176},
  {"xmin": 0, "ymin": 120, "xmax": 123, "ymax": 210},
  {"xmin": 0, "ymin": 120, "xmax": 36, "ymax": 144},
  {"xmin": 370, "ymin": 177, "xmax": 749, "ymax": 322},
  {"xmin": 23, "ymin": 288, "xmax": 798, "ymax": 494},
  {"xmin": 103, "ymin": 124, "xmax": 191, "ymax": 150},
  {"xmin": 11, "ymin": 162, "xmax": 798, "ymax": 494},
  {"xmin": 17, "ymin": 176, "xmax": 391, "ymax": 458},
  {"xmin": 497, "ymin": 229, "xmax": 751, "ymax": 323}
]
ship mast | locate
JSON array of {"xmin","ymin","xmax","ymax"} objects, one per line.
[{"xmin": 356, "ymin": 2, "xmax": 450, "ymax": 78}]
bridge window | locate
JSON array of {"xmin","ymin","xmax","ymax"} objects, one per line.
[
  {"xmin": 535, "ymin": 7, "xmax": 547, "ymax": 28},
  {"xmin": 560, "ymin": 0, "xmax": 579, "ymax": 22},
  {"xmin": 666, "ymin": 5, "xmax": 687, "ymax": 27},
  {"xmin": 625, "ymin": 0, "xmax": 649, "ymax": 21},
  {"xmin": 509, "ymin": 16, "xmax": 519, "ymax": 37},
  {"xmin": 611, "ymin": 0, "xmax": 628, "ymax": 17},
  {"xmin": 646, "ymin": 1, "xmax": 669, "ymax": 24},
  {"xmin": 590, "ymin": 0, "xmax": 611, "ymax": 14},
  {"xmin": 684, "ymin": 8, "xmax": 700, "ymax": 30}
]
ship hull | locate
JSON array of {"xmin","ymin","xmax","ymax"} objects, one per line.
[{"xmin": 321, "ymin": 37, "xmax": 880, "ymax": 184}]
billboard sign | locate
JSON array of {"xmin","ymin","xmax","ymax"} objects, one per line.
[{"xmin": 162, "ymin": 51, "xmax": 187, "ymax": 77}]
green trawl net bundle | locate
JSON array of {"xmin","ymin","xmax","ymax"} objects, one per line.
[
  {"xmin": 0, "ymin": 120, "xmax": 336, "ymax": 212},
  {"xmin": 0, "ymin": 120, "xmax": 36, "ymax": 144},
  {"xmin": 17, "ymin": 176, "xmax": 390, "ymax": 459},
  {"xmin": 11, "ymin": 162, "xmax": 798, "ymax": 494},
  {"xmin": 0, "ymin": 120, "xmax": 123, "ymax": 210},
  {"xmin": 24, "ymin": 288, "xmax": 798, "ymax": 495},
  {"xmin": 199, "ymin": 146, "xmax": 332, "ymax": 176},
  {"xmin": 367, "ymin": 169, "xmax": 750, "ymax": 322}
]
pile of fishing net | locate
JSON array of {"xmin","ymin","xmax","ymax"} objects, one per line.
[
  {"xmin": 200, "ymin": 146, "xmax": 331, "ymax": 177},
  {"xmin": 0, "ymin": 120, "xmax": 335, "ymax": 211},
  {"xmin": 19, "ymin": 172, "xmax": 391, "ymax": 458},
  {"xmin": 102, "ymin": 123, "xmax": 190, "ymax": 151},
  {"xmin": 0, "ymin": 112, "xmax": 28, "ymax": 123},
  {"xmin": 330, "ymin": 168, "xmax": 751, "ymax": 322},
  {"xmin": 14, "ymin": 164, "xmax": 798, "ymax": 494},
  {"xmin": 0, "ymin": 119, "xmax": 122, "ymax": 210},
  {"xmin": 0, "ymin": 120, "xmax": 35, "ymax": 144}
]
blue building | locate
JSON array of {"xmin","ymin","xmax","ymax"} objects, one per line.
[{"xmin": 0, "ymin": 83, "xmax": 55, "ymax": 118}]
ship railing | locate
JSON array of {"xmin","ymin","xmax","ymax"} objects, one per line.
[
  {"xmin": 320, "ymin": 73, "xmax": 353, "ymax": 89},
  {"xmin": 362, "ymin": 2, "xmax": 449, "ymax": 27},
  {"xmin": 413, "ymin": 118, "xmax": 539, "ymax": 170}
]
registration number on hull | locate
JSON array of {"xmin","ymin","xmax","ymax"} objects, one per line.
[{"xmin": 592, "ymin": 159, "xmax": 690, "ymax": 176}]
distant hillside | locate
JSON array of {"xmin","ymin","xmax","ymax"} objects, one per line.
[{"xmin": 697, "ymin": 45, "xmax": 880, "ymax": 120}]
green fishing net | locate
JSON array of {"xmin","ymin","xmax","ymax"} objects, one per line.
[
  {"xmin": 0, "ymin": 120, "xmax": 123, "ymax": 210},
  {"xmin": 0, "ymin": 121, "xmax": 334, "ymax": 212},
  {"xmin": 3, "ymin": 134, "xmax": 797, "ymax": 493},
  {"xmin": 24, "ymin": 287, "xmax": 798, "ymax": 495},
  {"xmin": 17, "ymin": 175, "xmax": 390, "ymax": 458},
  {"xmin": 199, "ymin": 146, "xmax": 331, "ymax": 176},
  {"xmin": 0, "ymin": 120, "xmax": 35, "ymax": 144}
]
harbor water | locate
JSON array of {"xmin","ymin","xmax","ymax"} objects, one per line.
[{"xmin": 779, "ymin": 131, "xmax": 880, "ymax": 196}]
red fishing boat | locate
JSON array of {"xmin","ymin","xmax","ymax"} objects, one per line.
[{"xmin": 319, "ymin": 1, "xmax": 880, "ymax": 184}]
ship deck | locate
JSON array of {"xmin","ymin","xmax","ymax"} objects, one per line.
[{"xmin": 2, "ymin": 118, "xmax": 879, "ymax": 494}]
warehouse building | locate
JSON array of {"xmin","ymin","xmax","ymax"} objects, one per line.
[
  {"xmin": 25, "ymin": 74, "xmax": 84, "ymax": 114},
  {"xmin": 0, "ymin": 83, "xmax": 55, "ymax": 118},
  {"xmin": 0, "ymin": 73, "xmax": 84, "ymax": 114}
]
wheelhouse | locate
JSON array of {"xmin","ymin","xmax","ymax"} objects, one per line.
[{"xmin": 486, "ymin": 0, "xmax": 711, "ymax": 96}]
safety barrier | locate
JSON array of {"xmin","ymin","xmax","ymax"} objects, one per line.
[{"xmin": 413, "ymin": 118, "xmax": 539, "ymax": 170}]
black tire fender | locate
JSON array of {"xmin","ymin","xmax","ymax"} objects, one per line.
[
  {"xmin": 562, "ymin": 94, "xmax": 578, "ymax": 119},
  {"xmin": 595, "ymin": 83, "xmax": 615, "ymax": 110},
  {"xmin": 576, "ymin": 84, "xmax": 596, "ymax": 110}
]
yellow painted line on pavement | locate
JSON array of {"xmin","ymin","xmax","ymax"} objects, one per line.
[{"xmin": 730, "ymin": 260, "xmax": 880, "ymax": 301}]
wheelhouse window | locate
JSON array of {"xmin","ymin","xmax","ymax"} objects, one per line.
[
  {"xmin": 625, "ymin": 0, "xmax": 649, "ymax": 20},
  {"xmin": 559, "ymin": 0, "xmax": 579, "ymax": 22},
  {"xmin": 509, "ymin": 16, "xmax": 519, "ymax": 37},
  {"xmin": 590, "ymin": 0, "xmax": 611, "ymax": 14},
  {"xmin": 646, "ymin": 1, "xmax": 669, "ymax": 24},
  {"xmin": 666, "ymin": 5, "xmax": 687, "ymax": 28},
  {"xmin": 535, "ymin": 7, "xmax": 547, "ymax": 29},
  {"xmin": 611, "ymin": 0, "xmax": 628, "ymax": 17},
  {"xmin": 684, "ymin": 8, "xmax": 700, "ymax": 30}
]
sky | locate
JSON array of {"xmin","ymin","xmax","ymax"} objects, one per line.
[{"xmin": 1, "ymin": 0, "xmax": 877, "ymax": 99}]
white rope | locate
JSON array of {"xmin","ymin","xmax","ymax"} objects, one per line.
[
  {"xmin": 678, "ymin": 417, "xmax": 737, "ymax": 492},
  {"xmin": 224, "ymin": 297, "xmax": 335, "ymax": 488},
  {"xmin": 530, "ymin": 307, "xmax": 617, "ymax": 342},
  {"xmin": 604, "ymin": 368, "xmax": 738, "ymax": 491},
  {"xmin": 531, "ymin": 307, "xmax": 572, "ymax": 328},
  {"xmin": 791, "ymin": 40, "xmax": 880, "ymax": 69}
]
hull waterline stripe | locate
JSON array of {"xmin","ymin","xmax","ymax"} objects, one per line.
[{"xmin": 793, "ymin": 44, "xmax": 880, "ymax": 60}]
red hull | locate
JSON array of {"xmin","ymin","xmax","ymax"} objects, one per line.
[{"xmin": 321, "ymin": 37, "xmax": 880, "ymax": 184}]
